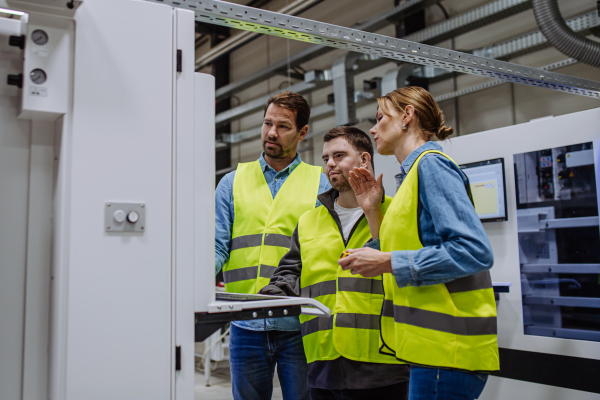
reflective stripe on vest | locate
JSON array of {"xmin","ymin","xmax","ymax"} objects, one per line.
[
  {"xmin": 379, "ymin": 150, "xmax": 499, "ymax": 372},
  {"xmin": 298, "ymin": 196, "xmax": 403, "ymax": 365},
  {"xmin": 224, "ymin": 160, "xmax": 322, "ymax": 294}
]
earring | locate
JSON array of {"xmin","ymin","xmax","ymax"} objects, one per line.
[{"xmin": 402, "ymin": 123, "xmax": 407, "ymax": 130}]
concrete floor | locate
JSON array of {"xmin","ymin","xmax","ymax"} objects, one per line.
[{"xmin": 194, "ymin": 344, "xmax": 284, "ymax": 400}]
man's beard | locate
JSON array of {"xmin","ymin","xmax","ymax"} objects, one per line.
[
  {"xmin": 330, "ymin": 175, "xmax": 352, "ymax": 193},
  {"xmin": 263, "ymin": 139, "xmax": 288, "ymax": 159}
]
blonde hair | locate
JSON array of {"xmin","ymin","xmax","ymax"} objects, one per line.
[{"xmin": 377, "ymin": 86, "xmax": 453, "ymax": 141}]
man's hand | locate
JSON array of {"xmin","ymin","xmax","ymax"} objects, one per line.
[
  {"xmin": 259, "ymin": 285, "xmax": 286, "ymax": 296},
  {"xmin": 338, "ymin": 248, "xmax": 392, "ymax": 277},
  {"xmin": 348, "ymin": 167, "xmax": 384, "ymax": 215}
]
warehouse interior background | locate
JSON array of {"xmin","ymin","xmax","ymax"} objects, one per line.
[
  {"xmin": 187, "ymin": 0, "xmax": 600, "ymax": 397},
  {"xmin": 190, "ymin": 0, "xmax": 600, "ymax": 184},
  {"xmin": 1, "ymin": 0, "xmax": 599, "ymax": 399}
]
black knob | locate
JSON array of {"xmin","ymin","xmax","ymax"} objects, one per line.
[
  {"xmin": 7, "ymin": 74, "xmax": 23, "ymax": 89},
  {"xmin": 9, "ymin": 35, "xmax": 25, "ymax": 50}
]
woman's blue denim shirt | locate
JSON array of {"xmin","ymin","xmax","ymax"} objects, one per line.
[{"xmin": 367, "ymin": 141, "xmax": 494, "ymax": 288}]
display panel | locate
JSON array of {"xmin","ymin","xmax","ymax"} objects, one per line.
[
  {"xmin": 514, "ymin": 142, "xmax": 600, "ymax": 342},
  {"xmin": 459, "ymin": 158, "xmax": 507, "ymax": 222}
]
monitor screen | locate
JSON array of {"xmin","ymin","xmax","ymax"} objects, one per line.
[{"xmin": 459, "ymin": 158, "xmax": 508, "ymax": 222}]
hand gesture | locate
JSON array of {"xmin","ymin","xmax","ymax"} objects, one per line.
[
  {"xmin": 338, "ymin": 248, "xmax": 392, "ymax": 277},
  {"xmin": 349, "ymin": 167, "xmax": 384, "ymax": 215}
]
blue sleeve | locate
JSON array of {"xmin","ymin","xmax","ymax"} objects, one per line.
[
  {"xmin": 363, "ymin": 237, "xmax": 380, "ymax": 249},
  {"xmin": 215, "ymin": 171, "xmax": 235, "ymax": 275},
  {"xmin": 316, "ymin": 172, "xmax": 331, "ymax": 207},
  {"xmin": 390, "ymin": 155, "xmax": 494, "ymax": 287}
]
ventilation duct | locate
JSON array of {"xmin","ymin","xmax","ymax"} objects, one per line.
[{"xmin": 532, "ymin": 0, "xmax": 600, "ymax": 68}]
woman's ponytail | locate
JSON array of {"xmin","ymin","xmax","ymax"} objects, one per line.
[{"xmin": 376, "ymin": 86, "xmax": 453, "ymax": 141}]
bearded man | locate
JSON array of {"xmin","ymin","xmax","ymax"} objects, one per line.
[
  {"xmin": 261, "ymin": 127, "xmax": 410, "ymax": 400},
  {"xmin": 215, "ymin": 91, "xmax": 330, "ymax": 400}
]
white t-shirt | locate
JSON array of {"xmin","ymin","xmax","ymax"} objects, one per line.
[{"xmin": 333, "ymin": 198, "xmax": 364, "ymax": 241}]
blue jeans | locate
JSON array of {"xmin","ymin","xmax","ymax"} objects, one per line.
[
  {"xmin": 229, "ymin": 324, "xmax": 310, "ymax": 400},
  {"xmin": 408, "ymin": 366, "xmax": 488, "ymax": 400}
]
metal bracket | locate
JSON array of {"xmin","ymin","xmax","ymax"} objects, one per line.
[
  {"xmin": 493, "ymin": 282, "xmax": 511, "ymax": 301},
  {"xmin": 195, "ymin": 304, "xmax": 304, "ymax": 342}
]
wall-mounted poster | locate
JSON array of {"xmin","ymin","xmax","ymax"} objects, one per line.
[{"xmin": 514, "ymin": 142, "xmax": 600, "ymax": 342}]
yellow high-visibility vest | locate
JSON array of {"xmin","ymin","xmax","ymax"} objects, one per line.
[
  {"xmin": 298, "ymin": 196, "xmax": 403, "ymax": 365},
  {"xmin": 379, "ymin": 150, "xmax": 499, "ymax": 372},
  {"xmin": 224, "ymin": 160, "xmax": 322, "ymax": 294}
]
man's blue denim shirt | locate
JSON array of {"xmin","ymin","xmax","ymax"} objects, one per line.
[
  {"xmin": 215, "ymin": 152, "xmax": 331, "ymax": 331},
  {"xmin": 366, "ymin": 141, "xmax": 493, "ymax": 288}
]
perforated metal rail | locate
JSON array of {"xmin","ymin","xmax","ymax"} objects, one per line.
[{"xmin": 145, "ymin": 0, "xmax": 600, "ymax": 99}]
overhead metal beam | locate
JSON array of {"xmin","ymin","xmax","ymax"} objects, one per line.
[
  {"xmin": 210, "ymin": 0, "xmax": 533, "ymax": 101},
  {"xmin": 195, "ymin": 0, "xmax": 324, "ymax": 70},
  {"xmin": 208, "ymin": 0, "xmax": 434, "ymax": 100},
  {"xmin": 217, "ymin": 6, "xmax": 600, "ymax": 144},
  {"xmin": 144, "ymin": 0, "xmax": 600, "ymax": 98},
  {"xmin": 221, "ymin": 9, "xmax": 597, "ymax": 144},
  {"xmin": 216, "ymin": 0, "xmax": 546, "ymax": 126}
]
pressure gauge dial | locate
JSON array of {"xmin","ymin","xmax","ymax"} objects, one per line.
[
  {"xmin": 30, "ymin": 69, "xmax": 47, "ymax": 85},
  {"xmin": 31, "ymin": 29, "xmax": 49, "ymax": 46}
]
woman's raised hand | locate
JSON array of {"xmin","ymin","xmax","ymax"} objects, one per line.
[{"xmin": 349, "ymin": 167, "xmax": 384, "ymax": 214}]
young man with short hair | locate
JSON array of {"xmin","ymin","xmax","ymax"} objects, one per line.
[
  {"xmin": 215, "ymin": 91, "xmax": 330, "ymax": 400},
  {"xmin": 261, "ymin": 127, "xmax": 410, "ymax": 400}
]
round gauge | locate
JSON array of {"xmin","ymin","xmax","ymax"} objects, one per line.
[
  {"xmin": 30, "ymin": 69, "xmax": 47, "ymax": 85},
  {"xmin": 31, "ymin": 29, "xmax": 49, "ymax": 46}
]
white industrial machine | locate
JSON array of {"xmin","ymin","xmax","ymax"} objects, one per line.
[
  {"xmin": 0, "ymin": 1, "xmax": 328, "ymax": 399},
  {"xmin": 0, "ymin": 0, "xmax": 599, "ymax": 399},
  {"xmin": 377, "ymin": 109, "xmax": 600, "ymax": 399}
]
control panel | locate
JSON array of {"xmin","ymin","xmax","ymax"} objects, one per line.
[
  {"xmin": 6, "ymin": 13, "xmax": 74, "ymax": 120},
  {"xmin": 104, "ymin": 202, "xmax": 146, "ymax": 233}
]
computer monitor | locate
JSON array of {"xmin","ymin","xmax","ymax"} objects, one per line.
[{"xmin": 459, "ymin": 158, "xmax": 508, "ymax": 222}]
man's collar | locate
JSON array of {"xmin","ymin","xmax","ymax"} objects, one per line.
[
  {"xmin": 400, "ymin": 141, "xmax": 442, "ymax": 175},
  {"xmin": 259, "ymin": 152, "xmax": 302, "ymax": 173},
  {"xmin": 317, "ymin": 186, "xmax": 386, "ymax": 214}
]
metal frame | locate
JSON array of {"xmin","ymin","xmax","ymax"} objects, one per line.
[
  {"xmin": 144, "ymin": 0, "xmax": 600, "ymax": 98},
  {"xmin": 208, "ymin": 295, "xmax": 331, "ymax": 315},
  {"xmin": 195, "ymin": 0, "xmax": 324, "ymax": 69},
  {"xmin": 209, "ymin": 0, "xmax": 433, "ymax": 100},
  {"xmin": 218, "ymin": 6, "xmax": 599, "ymax": 144},
  {"xmin": 217, "ymin": 7, "xmax": 600, "ymax": 130},
  {"xmin": 208, "ymin": 0, "xmax": 534, "ymax": 101}
]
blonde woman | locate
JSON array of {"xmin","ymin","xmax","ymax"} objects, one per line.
[{"xmin": 339, "ymin": 87, "xmax": 499, "ymax": 400}]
